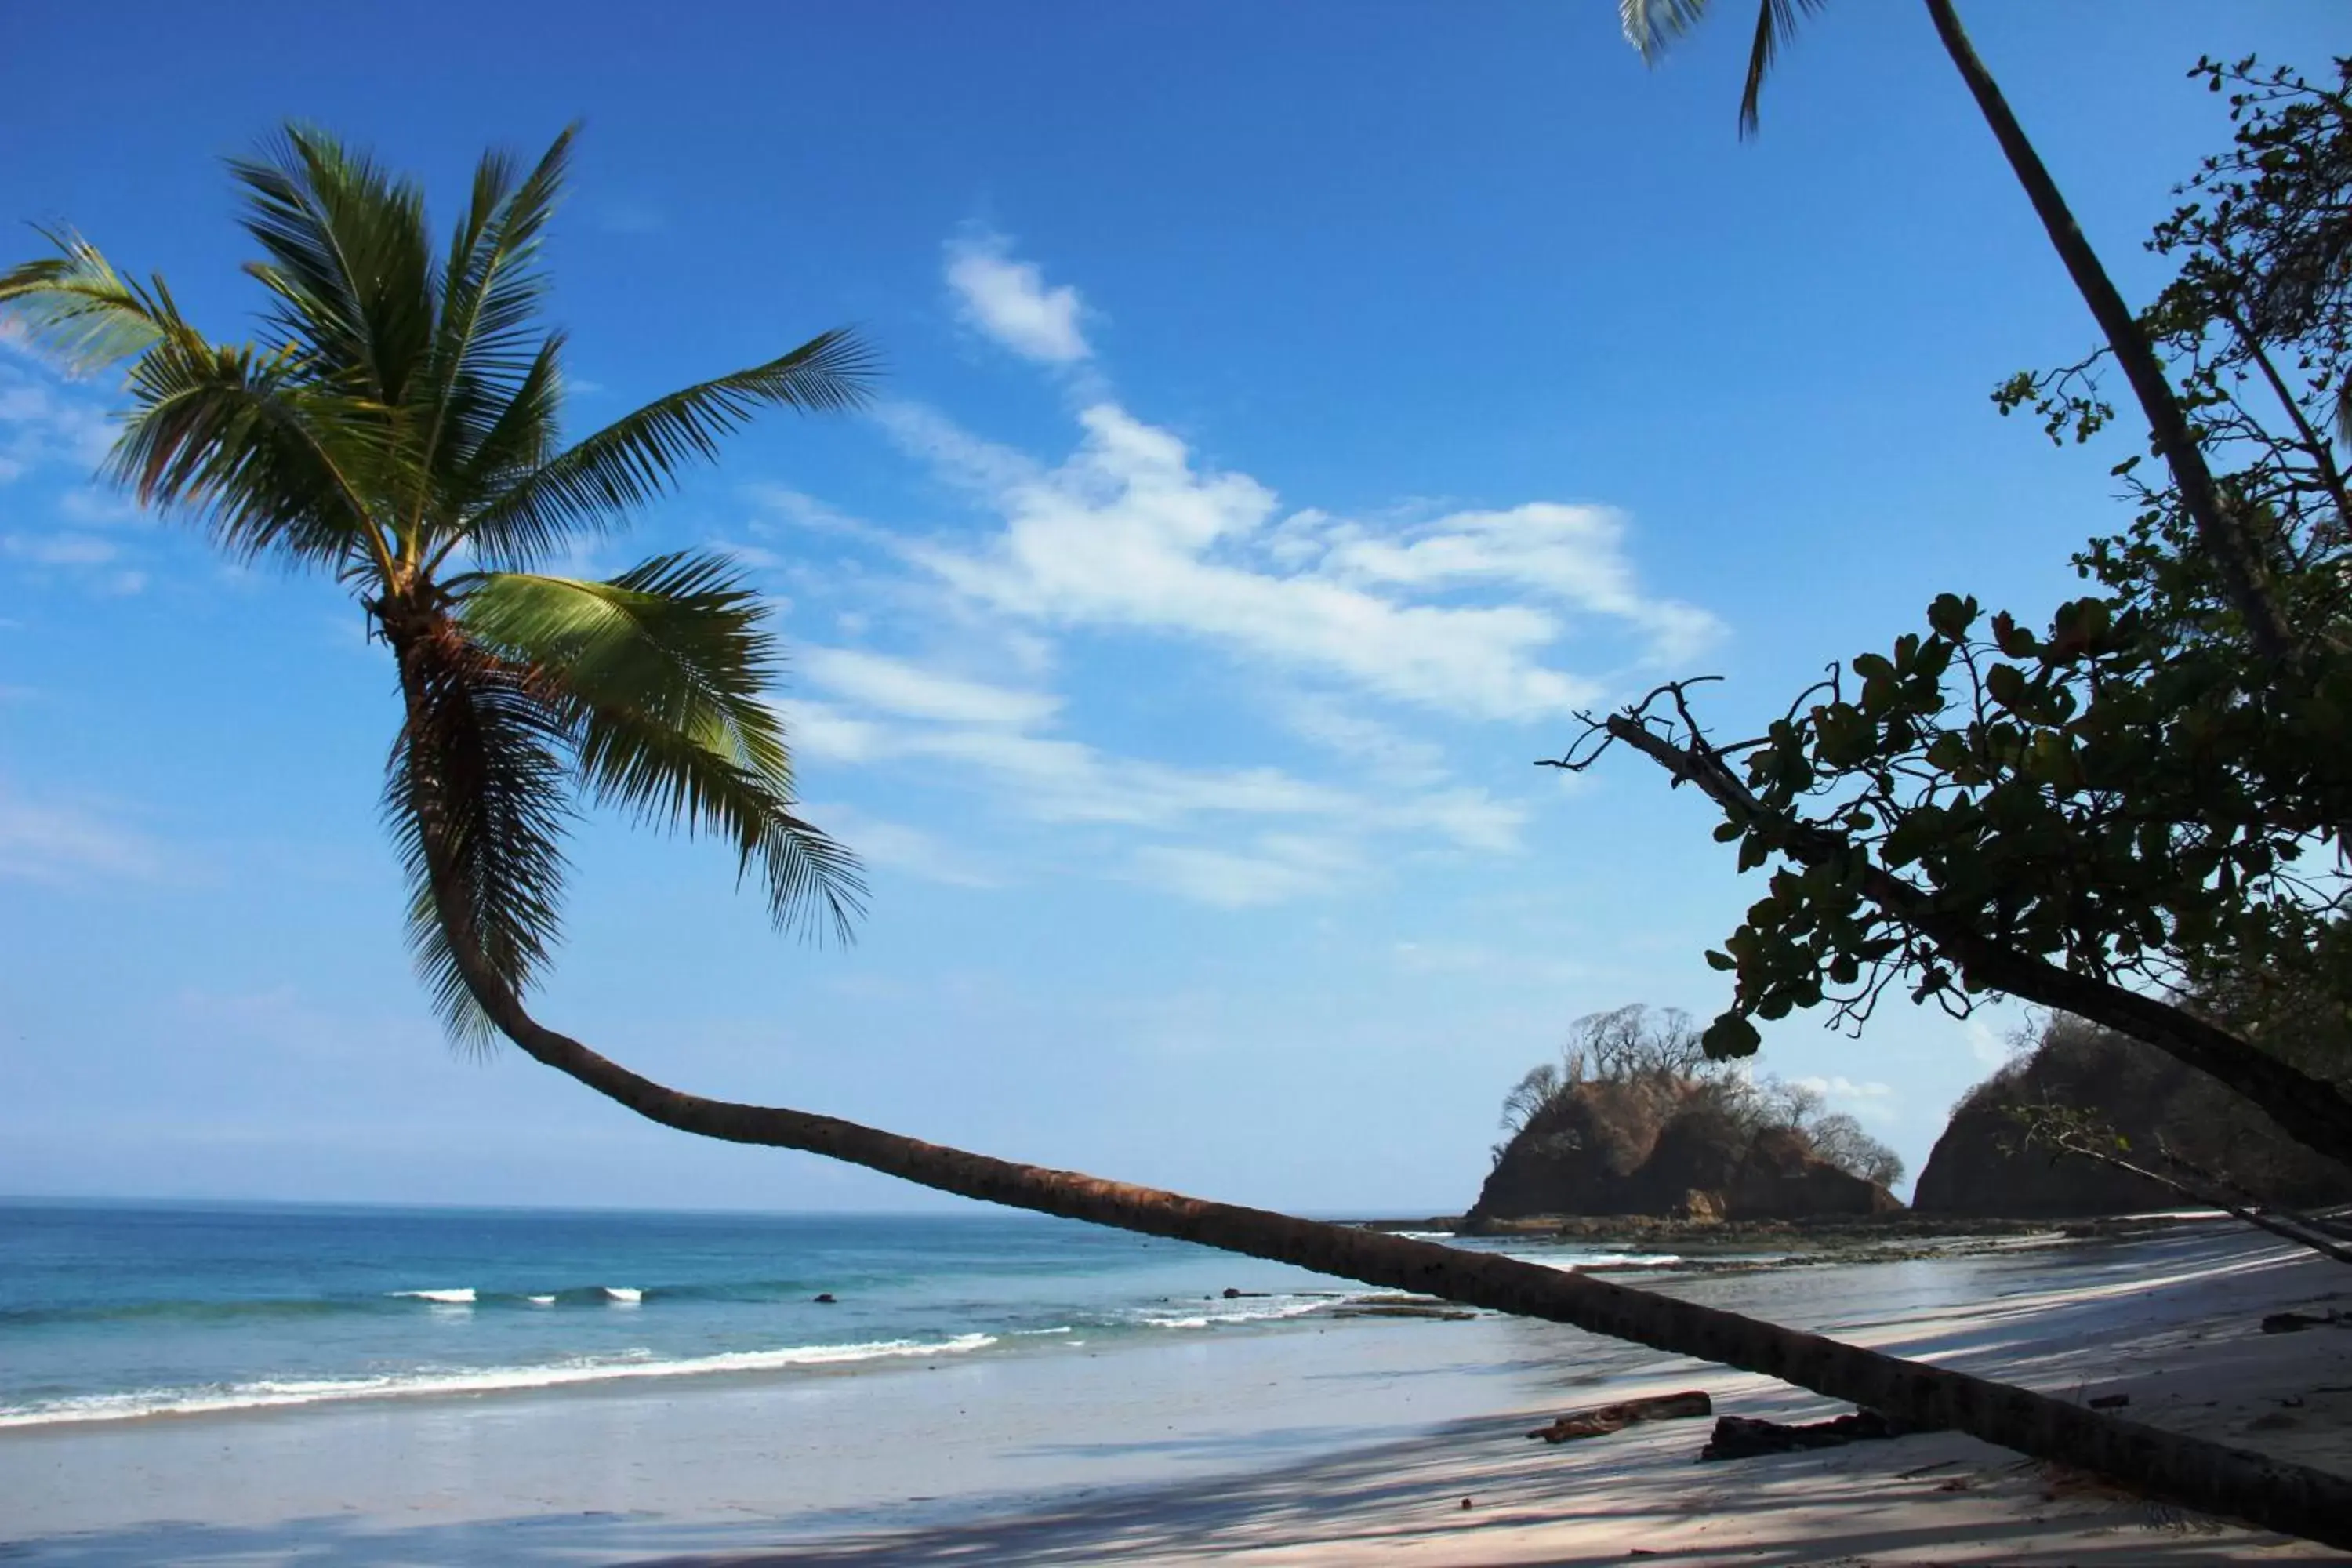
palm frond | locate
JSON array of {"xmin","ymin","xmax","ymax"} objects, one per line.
[
  {"xmin": 1738, "ymin": 0, "xmax": 1826, "ymax": 138},
  {"xmin": 458, "ymin": 552, "xmax": 866, "ymax": 938},
  {"xmin": 112, "ymin": 332, "xmax": 390, "ymax": 568},
  {"xmin": 459, "ymin": 328, "xmax": 877, "ymax": 568},
  {"xmin": 230, "ymin": 125, "xmax": 435, "ymax": 405},
  {"xmin": 415, "ymin": 128, "xmax": 575, "ymax": 515},
  {"xmin": 1621, "ymin": 0, "xmax": 1713, "ymax": 64},
  {"xmin": 0, "ymin": 227, "xmax": 191, "ymax": 372},
  {"xmin": 386, "ymin": 620, "xmax": 575, "ymax": 1044},
  {"xmin": 573, "ymin": 697, "xmax": 864, "ymax": 940},
  {"xmin": 442, "ymin": 332, "xmax": 566, "ymax": 530}
]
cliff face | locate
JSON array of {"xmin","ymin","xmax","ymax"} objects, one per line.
[
  {"xmin": 1468, "ymin": 1080, "xmax": 1904, "ymax": 1225},
  {"xmin": 1912, "ymin": 1023, "xmax": 2352, "ymax": 1218}
]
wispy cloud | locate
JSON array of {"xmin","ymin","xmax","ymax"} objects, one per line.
[
  {"xmin": 0, "ymin": 361, "xmax": 114, "ymax": 483},
  {"xmin": 798, "ymin": 647, "xmax": 1061, "ymax": 728},
  {"xmin": 797, "ymin": 802, "xmax": 997, "ymax": 889},
  {"xmin": 1792, "ymin": 1074, "xmax": 1902, "ymax": 1126},
  {"xmin": 946, "ymin": 234, "xmax": 1093, "ymax": 365},
  {"xmin": 1963, "ymin": 1018, "xmax": 2016, "ymax": 1072},
  {"xmin": 0, "ymin": 782, "xmax": 162, "ymax": 885},
  {"xmin": 891, "ymin": 401, "xmax": 1713, "ymax": 720},
  {"xmin": 780, "ymin": 678, "xmax": 1526, "ymax": 908},
  {"xmin": 1273, "ymin": 693, "xmax": 1449, "ymax": 786},
  {"xmin": 1132, "ymin": 837, "xmax": 1356, "ymax": 908},
  {"xmin": 3, "ymin": 532, "xmax": 118, "ymax": 566},
  {"xmin": 742, "ymin": 483, "xmax": 880, "ymax": 539},
  {"xmin": 739, "ymin": 237, "xmax": 1711, "ymax": 909}
]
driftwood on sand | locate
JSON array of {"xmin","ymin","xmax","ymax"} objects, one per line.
[
  {"xmin": 1527, "ymin": 1390, "xmax": 1714, "ymax": 1443},
  {"xmin": 1700, "ymin": 1409, "xmax": 1904, "ymax": 1461}
]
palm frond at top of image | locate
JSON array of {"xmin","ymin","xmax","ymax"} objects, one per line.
[{"xmin": 1617, "ymin": 0, "xmax": 1829, "ymax": 136}]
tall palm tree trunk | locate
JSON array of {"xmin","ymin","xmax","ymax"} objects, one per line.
[
  {"xmin": 394, "ymin": 659, "xmax": 2352, "ymax": 1551},
  {"xmin": 1922, "ymin": 0, "xmax": 2296, "ymax": 670}
]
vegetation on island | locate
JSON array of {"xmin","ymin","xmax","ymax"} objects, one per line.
[
  {"xmin": 1474, "ymin": 1005, "xmax": 1903, "ymax": 1226},
  {"xmin": 9, "ymin": 8, "xmax": 2352, "ymax": 1549}
]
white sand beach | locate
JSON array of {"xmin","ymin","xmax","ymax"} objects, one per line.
[{"xmin": 2, "ymin": 1221, "xmax": 2347, "ymax": 1566}]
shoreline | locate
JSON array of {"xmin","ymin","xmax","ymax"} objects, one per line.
[
  {"xmin": 0, "ymin": 1218, "xmax": 2169, "ymax": 1437},
  {"xmin": 4, "ymin": 1219, "xmax": 2347, "ymax": 1563}
]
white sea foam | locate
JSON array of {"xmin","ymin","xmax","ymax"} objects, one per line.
[
  {"xmin": 525, "ymin": 1295, "xmax": 556, "ymax": 1307},
  {"xmin": 1505, "ymin": 1252, "xmax": 1683, "ymax": 1272},
  {"xmin": 388, "ymin": 1288, "xmax": 476, "ymax": 1305},
  {"xmin": 0, "ymin": 1334, "xmax": 1000, "ymax": 1429},
  {"xmin": 602, "ymin": 1287, "xmax": 643, "ymax": 1305},
  {"xmin": 1137, "ymin": 1294, "xmax": 1330, "ymax": 1330}
]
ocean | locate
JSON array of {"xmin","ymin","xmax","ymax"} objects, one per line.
[{"xmin": 0, "ymin": 1199, "xmax": 1634, "ymax": 1430}]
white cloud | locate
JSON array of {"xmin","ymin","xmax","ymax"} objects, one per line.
[
  {"xmin": 1963, "ymin": 1018, "xmax": 2015, "ymax": 1072},
  {"xmin": 786, "ymin": 706, "xmax": 1347, "ymax": 830},
  {"xmin": 797, "ymin": 648, "xmax": 1060, "ymax": 729},
  {"xmin": 1327, "ymin": 503, "xmax": 1722, "ymax": 666},
  {"xmin": 3, "ymin": 532, "xmax": 118, "ymax": 566},
  {"xmin": 742, "ymin": 483, "xmax": 880, "ymax": 540},
  {"xmin": 1792, "ymin": 1075, "xmax": 1901, "ymax": 1127},
  {"xmin": 895, "ymin": 401, "xmax": 1709, "ymax": 720},
  {"xmin": 946, "ymin": 234, "xmax": 1093, "ymax": 365},
  {"xmin": 796, "ymin": 802, "xmax": 996, "ymax": 889},
  {"xmin": 749, "ymin": 242, "xmax": 1711, "ymax": 909},
  {"xmin": 1275, "ymin": 693, "xmax": 1448, "ymax": 786},
  {"xmin": 779, "ymin": 682, "xmax": 1520, "ymax": 908},
  {"xmin": 1132, "ymin": 837, "xmax": 1356, "ymax": 908},
  {"xmin": 0, "ymin": 783, "xmax": 161, "ymax": 885},
  {"xmin": 1385, "ymin": 786, "xmax": 1525, "ymax": 853},
  {"xmin": 56, "ymin": 488, "xmax": 140, "ymax": 524},
  {"xmin": 0, "ymin": 363, "xmax": 115, "ymax": 481}
]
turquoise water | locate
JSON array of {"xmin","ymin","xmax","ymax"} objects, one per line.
[{"xmin": 0, "ymin": 1200, "xmax": 1541, "ymax": 1427}]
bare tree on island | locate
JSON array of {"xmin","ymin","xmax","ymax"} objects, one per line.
[{"xmin": 9, "ymin": 126, "xmax": 2351, "ymax": 1545}]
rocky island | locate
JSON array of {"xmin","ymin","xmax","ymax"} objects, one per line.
[{"xmin": 1462, "ymin": 1006, "xmax": 1905, "ymax": 1232}]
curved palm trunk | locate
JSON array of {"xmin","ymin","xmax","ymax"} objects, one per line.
[
  {"xmin": 1922, "ymin": 0, "xmax": 2297, "ymax": 670},
  {"xmin": 1605, "ymin": 713, "xmax": 2352, "ymax": 1171},
  {"xmin": 388, "ymin": 666, "xmax": 2352, "ymax": 1548}
]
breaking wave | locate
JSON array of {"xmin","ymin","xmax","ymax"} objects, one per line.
[{"xmin": 0, "ymin": 1334, "xmax": 1000, "ymax": 1429}]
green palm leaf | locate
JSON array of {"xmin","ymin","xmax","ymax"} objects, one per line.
[
  {"xmin": 8, "ymin": 123, "xmax": 872, "ymax": 1044},
  {"xmin": 113, "ymin": 333, "xmax": 390, "ymax": 569},
  {"xmin": 1619, "ymin": 0, "xmax": 1711, "ymax": 63},
  {"xmin": 0, "ymin": 227, "xmax": 193, "ymax": 371},
  {"xmin": 1617, "ymin": 0, "xmax": 1827, "ymax": 137},
  {"xmin": 460, "ymin": 328, "xmax": 877, "ymax": 568},
  {"xmin": 230, "ymin": 125, "xmax": 436, "ymax": 405},
  {"xmin": 459, "ymin": 552, "xmax": 866, "ymax": 938},
  {"xmin": 1737, "ymin": 0, "xmax": 1824, "ymax": 136},
  {"xmin": 412, "ymin": 129, "xmax": 575, "ymax": 535},
  {"xmin": 445, "ymin": 332, "xmax": 566, "ymax": 524},
  {"xmin": 387, "ymin": 627, "xmax": 575, "ymax": 1043}
]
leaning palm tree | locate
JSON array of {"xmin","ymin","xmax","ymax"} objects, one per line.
[
  {"xmin": 1620, "ymin": 0, "xmax": 2296, "ymax": 666},
  {"xmin": 7, "ymin": 127, "xmax": 2348, "ymax": 1546}
]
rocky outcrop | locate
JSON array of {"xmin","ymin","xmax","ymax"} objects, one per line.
[
  {"xmin": 1468, "ymin": 1080, "xmax": 1904, "ymax": 1226},
  {"xmin": 1912, "ymin": 1021, "xmax": 2352, "ymax": 1218}
]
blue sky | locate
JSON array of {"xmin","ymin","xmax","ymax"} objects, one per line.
[{"xmin": 2, "ymin": 3, "xmax": 2340, "ymax": 1214}]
